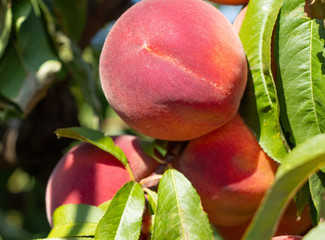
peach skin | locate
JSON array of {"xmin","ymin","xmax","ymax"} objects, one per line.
[
  {"xmin": 173, "ymin": 114, "xmax": 278, "ymax": 226},
  {"xmin": 99, "ymin": 0, "xmax": 247, "ymax": 141},
  {"xmin": 45, "ymin": 135, "xmax": 159, "ymax": 226},
  {"xmin": 214, "ymin": 200, "xmax": 311, "ymax": 239}
]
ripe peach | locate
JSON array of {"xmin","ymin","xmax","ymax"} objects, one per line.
[
  {"xmin": 173, "ymin": 114, "xmax": 278, "ymax": 226},
  {"xmin": 99, "ymin": 0, "xmax": 247, "ymax": 141},
  {"xmin": 45, "ymin": 135, "xmax": 159, "ymax": 225},
  {"xmin": 140, "ymin": 205, "xmax": 153, "ymax": 240},
  {"xmin": 214, "ymin": 201, "xmax": 311, "ymax": 239},
  {"xmin": 209, "ymin": 0, "xmax": 249, "ymax": 6},
  {"xmin": 276, "ymin": 201, "xmax": 312, "ymax": 236}
]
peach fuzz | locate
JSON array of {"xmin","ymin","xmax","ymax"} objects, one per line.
[
  {"xmin": 173, "ymin": 114, "xmax": 278, "ymax": 226},
  {"xmin": 214, "ymin": 201, "xmax": 311, "ymax": 239},
  {"xmin": 99, "ymin": 0, "xmax": 247, "ymax": 141},
  {"xmin": 45, "ymin": 135, "xmax": 159, "ymax": 226}
]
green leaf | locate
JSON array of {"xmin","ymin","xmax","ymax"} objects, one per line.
[
  {"xmin": 293, "ymin": 183, "xmax": 311, "ymax": 217},
  {"xmin": 143, "ymin": 188, "xmax": 158, "ymax": 233},
  {"xmin": 309, "ymin": 196, "xmax": 319, "ymax": 226},
  {"xmin": 309, "ymin": 171, "xmax": 325, "ymax": 222},
  {"xmin": 303, "ymin": 222, "xmax": 325, "ymax": 240},
  {"xmin": 151, "ymin": 169, "xmax": 212, "ymax": 240},
  {"xmin": 242, "ymin": 134, "xmax": 325, "ymax": 240},
  {"xmin": 53, "ymin": 0, "xmax": 87, "ymax": 41},
  {"xmin": 277, "ymin": 0, "xmax": 325, "ymax": 221},
  {"xmin": 37, "ymin": 1, "xmax": 102, "ymax": 116},
  {"xmin": 276, "ymin": 0, "xmax": 325, "ymax": 146},
  {"xmin": 55, "ymin": 127, "xmax": 136, "ymax": 180},
  {"xmin": 57, "ymin": 31, "xmax": 102, "ymax": 116},
  {"xmin": 55, "ymin": 127, "xmax": 128, "ymax": 167},
  {"xmin": 239, "ymin": 0, "xmax": 288, "ymax": 162},
  {"xmin": 0, "ymin": 0, "xmax": 12, "ymax": 58},
  {"xmin": 35, "ymin": 238, "xmax": 93, "ymax": 240},
  {"xmin": 48, "ymin": 204, "xmax": 105, "ymax": 238},
  {"xmin": 97, "ymin": 200, "xmax": 111, "ymax": 212},
  {"xmin": 144, "ymin": 188, "xmax": 158, "ymax": 215},
  {"xmin": 0, "ymin": 0, "xmax": 61, "ymax": 115},
  {"xmin": 140, "ymin": 139, "xmax": 168, "ymax": 164},
  {"xmin": 95, "ymin": 181, "xmax": 145, "ymax": 240}
]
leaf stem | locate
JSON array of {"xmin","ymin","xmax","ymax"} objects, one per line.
[
  {"xmin": 125, "ymin": 164, "xmax": 135, "ymax": 181},
  {"xmin": 139, "ymin": 174, "xmax": 162, "ymax": 187}
]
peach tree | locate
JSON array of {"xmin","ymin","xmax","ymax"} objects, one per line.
[{"xmin": 0, "ymin": 0, "xmax": 325, "ymax": 239}]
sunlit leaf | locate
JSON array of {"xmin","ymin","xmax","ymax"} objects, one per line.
[
  {"xmin": 276, "ymin": 0, "xmax": 325, "ymax": 222},
  {"xmin": 95, "ymin": 181, "xmax": 145, "ymax": 240},
  {"xmin": 239, "ymin": 0, "xmax": 288, "ymax": 163},
  {"xmin": 144, "ymin": 188, "xmax": 158, "ymax": 215},
  {"xmin": 34, "ymin": 238, "xmax": 93, "ymax": 240},
  {"xmin": 97, "ymin": 200, "xmax": 111, "ymax": 212},
  {"xmin": 48, "ymin": 204, "xmax": 105, "ymax": 238},
  {"xmin": 151, "ymin": 169, "xmax": 213, "ymax": 240},
  {"xmin": 276, "ymin": 0, "xmax": 325, "ymax": 146},
  {"xmin": 55, "ymin": 127, "xmax": 128, "ymax": 167}
]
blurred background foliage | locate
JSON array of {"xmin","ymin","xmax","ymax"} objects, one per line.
[{"xmin": 0, "ymin": 0, "xmax": 241, "ymax": 239}]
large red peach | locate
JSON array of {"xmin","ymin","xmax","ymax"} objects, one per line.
[
  {"xmin": 173, "ymin": 114, "xmax": 278, "ymax": 226},
  {"xmin": 99, "ymin": 0, "xmax": 247, "ymax": 141},
  {"xmin": 45, "ymin": 135, "xmax": 159, "ymax": 225}
]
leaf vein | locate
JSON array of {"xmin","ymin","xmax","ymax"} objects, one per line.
[
  {"xmin": 171, "ymin": 171, "xmax": 187, "ymax": 239},
  {"xmin": 309, "ymin": 20, "xmax": 322, "ymax": 134}
]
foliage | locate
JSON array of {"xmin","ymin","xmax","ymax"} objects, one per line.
[{"xmin": 0, "ymin": 0, "xmax": 325, "ymax": 239}]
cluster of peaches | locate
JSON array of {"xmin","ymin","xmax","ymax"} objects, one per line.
[{"xmin": 45, "ymin": 0, "xmax": 311, "ymax": 239}]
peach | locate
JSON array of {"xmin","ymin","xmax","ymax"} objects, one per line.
[
  {"xmin": 99, "ymin": 0, "xmax": 247, "ymax": 141},
  {"xmin": 214, "ymin": 201, "xmax": 311, "ymax": 239},
  {"xmin": 140, "ymin": 205, "xmax": 153, "ymax": 240},
  {"xmin": 173, "ymin": 114, "xmax": 278, "ymax": 226},
  {"xmin": 45, "ymin": 135, "xmax": 159, "ymax": 225},
  {"xmin": 276, "ymin": 201, "xmax": 312, "ymax": 236}
]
